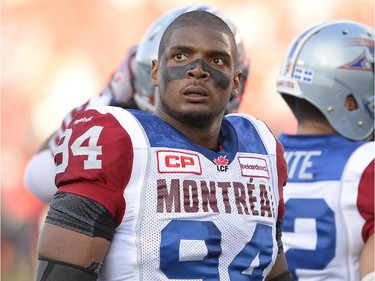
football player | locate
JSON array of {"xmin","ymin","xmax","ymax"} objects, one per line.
[
  {"xmin": 24, "ymin": 4, "xmax": 250, "ymax": 203},
  {"xmin": 35, "ymin": 10, "xmax": 291, "ymax": 281},
  {"xmin": 277, "ymin": 20, "xmax": 374, "ymax": 281}
]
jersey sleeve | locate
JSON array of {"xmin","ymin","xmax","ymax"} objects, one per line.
[
  {"xmin": 49, "ymin": 95, "xmax": 113, "ymax": 154},
  {"xmin": 54, "ymin": 108, "xmax": 134, "ymax": 226},
  {"xmin": 358, "ymin": 160, "xmax": 375, "ymax": 241},
  {"xmin": 253, "ymin": 116, "xmax": 288, "ymax": 220},
  {"xmin": 276, "ymin": 138, "xmax": 288, "ymax": 219}
]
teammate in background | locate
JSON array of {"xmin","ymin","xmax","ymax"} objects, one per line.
[
  {"xmin": 35, "ymin": 10, "xmax": 292, "ymax": 281},
  {"xmin": 277, "ymin": 20, "xmax": 374, "ymax": 281},
  {"xmin": 24, "ymin": 5, "xmax": 249, "ymax": 203}
]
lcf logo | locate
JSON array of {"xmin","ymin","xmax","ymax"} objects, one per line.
[{"xmin": 214, "ymin": 155, "xmax": 229, "ymax": 172}]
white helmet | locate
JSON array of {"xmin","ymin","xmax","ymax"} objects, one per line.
[
  {"xmin": 134, "ymin": 5, "xmax": 249, "ymax": 114},
  {"xmin": 277, "ymin": 20, "xmax": 374, "ymax": 141}
]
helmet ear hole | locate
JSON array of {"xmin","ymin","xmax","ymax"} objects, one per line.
[{"xmin": 345, "ymin": 94, "xmax": 358, "ymax": 112}]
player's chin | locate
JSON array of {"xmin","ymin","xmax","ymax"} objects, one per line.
[{"xmin": 180, "ymin": 105, "xmax": 223, "ymax": 124}]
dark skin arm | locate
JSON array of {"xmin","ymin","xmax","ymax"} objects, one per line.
[
  {"xmin": 37, "ymin": 223, "xmax": 110, "ymax": 269},
  {"xmin": 361, "ymin": 233, "xmax": 374, "ymax": 278},
  {"xmin": 265, "ymin": 251, "xmax": 289, "ymax": 280}
]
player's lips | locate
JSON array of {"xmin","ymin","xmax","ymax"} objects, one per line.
[{"xmin": 181, "ymin": 84, "xmax": 209, "ymax": 101}]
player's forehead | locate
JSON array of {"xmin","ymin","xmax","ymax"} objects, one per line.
[{"xmin": 166, "ymin": 26, "xmax": 233, "ymax": 56}]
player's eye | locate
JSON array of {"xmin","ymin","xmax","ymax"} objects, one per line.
[
  {"xmin": 212, "ymin": 57, "xmax": 224, "ymax": 65},
  {"xmin": 175, "ymin": 54, "xmax": 187, "ymax": 61}
]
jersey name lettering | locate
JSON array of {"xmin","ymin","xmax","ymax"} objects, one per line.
[
  {"xmin": 156, "ymin": 179, "xmax": 274, "ymax": 217},
  {"xmin": 284, "ymin": 150, "xmax": 322, "ymax": 180}
]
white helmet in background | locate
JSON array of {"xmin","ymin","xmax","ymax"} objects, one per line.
[
  {"xmin": 277, "ymin": 20, "xmax": 374, "ymax": 141},
  {"xmin": 135, "ymin": 5, "xmax": 250, "ymax": 114}
]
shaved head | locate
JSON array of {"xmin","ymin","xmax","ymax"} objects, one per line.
[{"xmin": 158, "ymin": 10, "xmax": 237, "ymax": 61}]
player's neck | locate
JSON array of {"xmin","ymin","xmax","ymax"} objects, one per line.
[
  {"xmin": 297, "ymin": 121, "xmax": 337, "ymax": 135},
  {"xmin": 177, "ymin": 123, "xmax": 222, "ymax": 150},
  {"xmin": 156, "ymin": 109, "xmax": 222, "ymax": 149}
]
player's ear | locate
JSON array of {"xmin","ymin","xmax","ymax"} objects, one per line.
[
  {"xmin": 231, "ymin": 70, "xmax": 242, "ymax": 97},
  {"xmin": 151, "ymin": 59, "xmax": 159, "ymax": 87}
]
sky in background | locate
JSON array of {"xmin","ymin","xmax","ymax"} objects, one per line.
[{"xmin": 1, "ymin": 0, "xmax": 374, "ymax": 279}]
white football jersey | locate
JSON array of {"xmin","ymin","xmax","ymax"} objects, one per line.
[
  {"xmin": 279, "ymin": 134, "xmax": 374, "ymax": 281},
  {"xmin": 55, "ymin": 106, "xmax": 287, "ymax": 280}
]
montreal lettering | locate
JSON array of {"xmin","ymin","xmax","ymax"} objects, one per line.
[{"xmin": 156, "ymin": 179, "xmax": 275, "ymax": 218}]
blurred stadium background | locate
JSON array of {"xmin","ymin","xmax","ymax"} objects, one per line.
[{"xmin": 1, "ymin": 0, "xmax": 373, "ymax": 280}]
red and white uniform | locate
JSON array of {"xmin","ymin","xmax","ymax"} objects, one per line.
[
  {"xmin": 50, "ymin": 45, "xmax": 137, "ymax": 155},
  {"xmin": 279, "ymin": 133, "xmax": 374, "ymax": 281},
  {"xmin": 55, "ymin": 106, "xmax": 287, "ymax": 281},
  {"xmin": 24, "ymin": 46, "xmax": 137, "ymax": 202}
]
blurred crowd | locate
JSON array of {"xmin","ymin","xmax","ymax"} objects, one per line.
[{"xmin": 1, "ymin": 0, "xmax": 373, "ymax": 280}]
